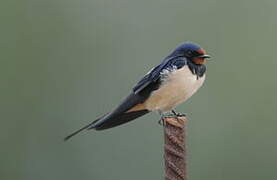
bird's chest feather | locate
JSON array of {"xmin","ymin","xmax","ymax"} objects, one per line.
[{"xmin": 145, "ymin": 66, "xmax": 205, "ymax": 112}]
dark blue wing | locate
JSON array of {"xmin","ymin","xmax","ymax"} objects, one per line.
[{"xmin": 133, "ymin": 56, "xmax": 188, "ymax": 94}]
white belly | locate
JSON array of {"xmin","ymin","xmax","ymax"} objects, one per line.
[{"xmin": 144, "ymin": 66, "xmax": 205, "ymax": 112}]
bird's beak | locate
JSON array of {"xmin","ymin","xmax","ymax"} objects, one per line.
[{"xmin": 198, "ymin": 54, "xmax": 211, "ymax": 59}]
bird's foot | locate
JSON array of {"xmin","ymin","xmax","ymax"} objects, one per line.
[
  {"xmin": 158, "ymin": 113, "xmax": 175, "ymax": 126},
  {"xmin": 158, "ymin": 111, "xmax": 186, "ymax": 126},
  {"xmin": 158, "ymin": 118, "xmax": 165, "ymax": 126},
  {"xmin": 171, "ymin": 110, "xmax": 186, "ymax": 117}
]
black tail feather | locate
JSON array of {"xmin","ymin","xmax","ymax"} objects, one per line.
[
  {"xmin": 64, "ymin": 122, "xmax": 95, "ymax": 141},
  {"xmin": 63, "ymin": 113, "xmax": 108, "ymax": 141},
  {"xmin": 92, "ymin": 110, "xmax": 149, "ymax": 130},
  {"xmin": 64, "ymin": 110, "xmax": 149, "ymax": 141}
]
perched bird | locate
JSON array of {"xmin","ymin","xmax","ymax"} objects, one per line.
[{"xmin": 64, "ymin": 42, "xmax": 210, "ymax": 141}]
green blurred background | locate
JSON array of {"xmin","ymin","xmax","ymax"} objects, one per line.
[{"xmin": 1, "ymin": 0, "xmax": 277, "ymax": 179}]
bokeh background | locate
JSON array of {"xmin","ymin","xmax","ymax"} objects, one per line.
[{"xmin": 1, "ymin": 0, "xmax": 277, "ymax": 179}]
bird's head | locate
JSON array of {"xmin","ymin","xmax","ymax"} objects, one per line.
[{"xmin": 171, "ymin": 42, "xmax": 211, "ymax": 65}]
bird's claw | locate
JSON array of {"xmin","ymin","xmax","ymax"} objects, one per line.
[
  {"xmin": 158, "ymin": 114, "xmax": 175, "ymax": 126},
  {"xmin": 158, "ymin": 110, "xmax": 186, "ymax": 126},
  {"xmin": 158, "ymin": 118, "xmax": 165, "ymax": 126},
  {"xmin": 171, "ymin": 110, "xmax": 186, "ymax": 117},
  {"xmin": 175, "ymin": 113, "xmax": 186, "ymax": 117}
]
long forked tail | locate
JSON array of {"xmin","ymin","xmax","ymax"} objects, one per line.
[
  {"xmin": 64, "ymin": 122, "xmax": 94, "ymax": 141},
  {"xmin": 64, "ymin": 110, "xmax": 149, "ymax": 141},
  {"xmin": 64, "ymin": 92, "xmax": 150, "ymax": 141},
  {"xmin": 90, "ymin": 109, "xmax": 149, "ymax": 130},
  {"xmin": 63, "ymin": 114, "xmax": 107, "ymax": 141}
]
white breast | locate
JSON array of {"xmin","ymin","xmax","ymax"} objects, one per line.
[{"xmin": 144, "ymin": 66, "xmax": 205, "ymax": 112}]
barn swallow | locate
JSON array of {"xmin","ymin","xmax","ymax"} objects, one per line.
[{"xmin": 64, "ymin": 42, "xmax": 210, "ymax": 141}]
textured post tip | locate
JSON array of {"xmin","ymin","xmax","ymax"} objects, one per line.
[{"xmin": 163, "ymin": 116, "xmax": 187, "ymax": 180}]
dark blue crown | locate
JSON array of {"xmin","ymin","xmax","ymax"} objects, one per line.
[{"xmin": 172, "ymin": 42, "xmax": 201, "ymax": 55}]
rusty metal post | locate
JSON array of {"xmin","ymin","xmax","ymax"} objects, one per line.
[{"xmin": 163, "ymin": 116, "xmax": 187, "ymax": 180}]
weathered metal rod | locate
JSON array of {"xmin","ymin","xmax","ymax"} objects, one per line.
[{"xmin": 163, "ymin": 116, "xmax": 187, "ymax": 180}]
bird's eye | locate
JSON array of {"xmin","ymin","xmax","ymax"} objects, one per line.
[{"xmin": 186, "ymin": 50, "xmax": 193, "ymax": 56}]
